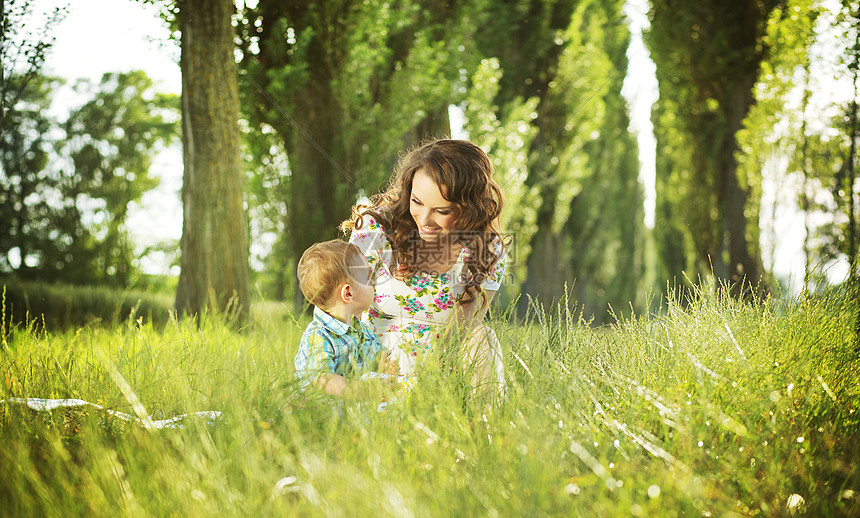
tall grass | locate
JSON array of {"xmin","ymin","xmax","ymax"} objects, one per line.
[{"xmin": 0, "ymin": 284, "xmax": 858, "ymax": 516}]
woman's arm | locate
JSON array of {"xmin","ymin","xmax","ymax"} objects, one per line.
[
  {"xmin": 445, "ymin": 288, "xmax": 504, "ymax": 401},
  {"xmin": 452, "ymin": 240, "xmax": 506, "ymax": 333},
  {"xmin": 454, "ymin": 288, "xmax": 497, "ymax": 330},
  {"xmin": 443, "ymin": 287, "xmax": 498, "ymax": 346}
]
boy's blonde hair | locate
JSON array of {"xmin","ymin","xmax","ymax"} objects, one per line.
[{"xmin": 297, "ymin": 239, "xmax": 365, "ymax": 308}]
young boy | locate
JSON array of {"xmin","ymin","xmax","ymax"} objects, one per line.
[{"xmin": 294, "ymin": 239, "xmax": 409, "ymax": 398}]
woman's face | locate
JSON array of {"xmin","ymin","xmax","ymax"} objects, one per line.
[{"xmin": 410, "ymin": 169, "xmax": 459, "ymax": 243}]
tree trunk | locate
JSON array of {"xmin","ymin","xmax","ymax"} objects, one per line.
[
  {"xmin": 521, "ymin": 170, "xmax": 564, "ymax": 311},
  {"xmin": 719, "ymin": 75, "xmax": 761, "ymax": 293},
  {"xmin": 175, "ymin": 0, "xmax": 250, "ymax": 322},
  {"xmin": 283, "ymin": 69, "xmax": 356, "ymax": 308},
  {"xmin": 849, "ymin": 40, "xmax": 859, "ymax": 349}
]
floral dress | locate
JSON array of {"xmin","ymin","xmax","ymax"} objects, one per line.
[{"xmin": 349, "ymin": 214, "xmax": 507, "ymax": 376}]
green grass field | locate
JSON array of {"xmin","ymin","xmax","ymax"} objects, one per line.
[{"xmin": 1, "ymin": 284, "xmax": 858, "ymax": 516}]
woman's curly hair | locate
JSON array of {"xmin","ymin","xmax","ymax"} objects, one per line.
[{"xmin": 342, "ymin": 139, "xmax": 506, "ymax": 306}]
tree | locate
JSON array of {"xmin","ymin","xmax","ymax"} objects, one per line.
[
  {"xmin": 0, "ymin": 0, "xmax": 66, "ymax": 134},
  {"xmin": 646, "ymin": 0, "xmax": 788, "ymax": 295},
  {"xmin": 472, "ymin": 0, "xmax": 644, "ymax": 321},
  {"xmin": 0, "ymin": 73, "xmax": 56, "ymax": 278},
  {"xmin": 61, "ymin": 71, "xmax": 179, "ymax": 285},
  {"xmin": 840, "ymin": 1, "xmax": 859, "ymax": 288},
  {"xmin": 174, "ymin": 0, "xmax": 250, "ymax": 321},
  {"xmin": 844, "ymin": 1, "xmax": 860, "ymax": 346},
  {"xmin": 0, "ymin": 71, "xmax": 178, "ymax": 284},
  {"xmin": 559, "ymin": 0, "xmax": 644, "ymax": 322},
  {"xmin": 472, "ymin": 0, "xmax": 578, "ymax": 313},
  {"xmin": 733, "ymin": 0, "xmax": 818, "ymax": 291},
  {"xmin": 460, "ymin": 56, "xmax": 541, "ymax": 306},
  {"xmin": 237, "ymin": 0, "xmax": 484, "ymax": 304},
  {"xmin": 1, "ymin": 0, "xmax": 64, "ymax": 276}
]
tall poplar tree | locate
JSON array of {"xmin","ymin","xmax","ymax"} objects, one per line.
[
  {"xmin": 647, "ymin": 0, "xmax": 786, "ymax": 294},
  {"xmin": 474, "ymin": 0, "xmax": 577, "ymax": 312},
  {"xmin": 733, "ymin": 0, "xmax": 818, "ymax": 290},
  {"xmin": 175, "ymin": 0, "xmax": 250, "ymax": 321},
  {"xmin": 474, "ymin": 0, "xmax": 644, "ymax": 321}
]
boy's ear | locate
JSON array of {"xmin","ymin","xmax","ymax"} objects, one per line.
[{"xmin": 339, "ymin": 282, "xmax": 353, "ymax": 303}]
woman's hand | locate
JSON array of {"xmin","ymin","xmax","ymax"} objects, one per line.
[{"xmin": 378, "ymin": 350, "xmax": 398, "ymax": 375}]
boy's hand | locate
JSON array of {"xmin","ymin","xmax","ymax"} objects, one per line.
[{"xmin": 314, "ymin": 373, "xmax": 348, "ymax": 396}]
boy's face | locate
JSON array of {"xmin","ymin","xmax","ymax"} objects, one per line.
[{"xmin": 347, "ymin": 254, "xmax": 375, "ymax": 311}]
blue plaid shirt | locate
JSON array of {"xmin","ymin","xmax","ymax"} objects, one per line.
[{"xmin": 294, "ymin": 307, "xmax": 384, "ymax": 389}]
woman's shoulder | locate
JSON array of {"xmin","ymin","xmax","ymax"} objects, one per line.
[
  {"xmin": 349, "ymin": 208, "xmax": 393, "ymax": 255},
  {"xmin": 349, "ymin": 209, "xmax": 383, "ymax": 239},
  {"xmin": 351, "ymin": 207, "xmax": 390, "ymax": 232},
  {"xmin": 460, "ymin": 234, "xmax": 506, "ymax": 260}
]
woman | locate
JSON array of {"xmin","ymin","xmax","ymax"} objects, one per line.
[{"xmin": 343, "ymin": 139, "xmax": 508, "ymax": 398}]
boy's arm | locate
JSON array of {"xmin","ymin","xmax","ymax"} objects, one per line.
[
  {"xmin": 296, "ymin": 328, "xmax": 393, "ymax": 398},
  {"xmin": 295, "ymin": 329, "xmax": 339, "ymax": 392}
]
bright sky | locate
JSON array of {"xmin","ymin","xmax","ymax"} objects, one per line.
[
  {"xmin": 35, "ymin": 0, "xmax": 182, "ymax": 275},
  {"xmin": 622, "ymin": 0, "xmax": 658, "ymax": 231},
  {"xmin": 32, "ymin": 0, "xmax": 843, "ymax": 292}
]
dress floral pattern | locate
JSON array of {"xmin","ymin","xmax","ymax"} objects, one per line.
[{"xmin": 349, "ymin": 214, "xmax": 506, "ymax": 375}]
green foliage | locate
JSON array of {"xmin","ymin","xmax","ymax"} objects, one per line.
[
  {"xmin": 646, "ymin": 0, "xmax": 789, "ymax": 291},
  {"xmin": 462, "ymin": 57, "xmax": 541, "ymax": 297},
  {"xmin": 470, "ymin": 0, "xmax": 644, "ymax": 322},
  {"xmin": 738, "ymin": 0, "xmax": 860, "ymax": 290},
  {"xmin": 0, "ymin": 74, "xmax": 60, "ymax": 272},
  {"xmin": 0, "ymin": 70, "xmax": 179, "ymax": 287},
  {"xmin": 823, "ymin": 1, "xmax": 860, "ymax": 271},
  {"xmin": 738, "ymin": 0, "xmax": 821, "ymax": 284},
  {"xmin": 0, "ymin": 0, "xmax": 67, "ymax": 133},
  {"xmin": 816, "ymin": 113, "xmax": 860, "ymax": 261},
  {"xmin": 61, "ymin": 71, "xmax": 179, "ymax": 284},
  {"xmin": 562, "ymin": 0, "xmax": 645, "ymax": 321},
  {"xmin": 237, "ymin": 0, "xmax": 487, "ymax": 303},
  {"xmin": 0, "ymin": 287, "xmax": 858, "ymax": 515}
]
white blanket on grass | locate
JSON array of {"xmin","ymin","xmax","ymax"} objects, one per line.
[{"xmin": 1, "ymin": 398, "xmax": 222, "ymax": 429}]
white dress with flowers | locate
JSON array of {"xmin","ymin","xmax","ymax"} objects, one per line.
[{"xmin": 348, "ymin": 214, "xmax": 507, "ymax": 376}]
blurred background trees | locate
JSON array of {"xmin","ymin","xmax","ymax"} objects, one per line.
[
  {"xmin": 646, "ymin": 0, "xmax": 786, "ymax": 295},
  {"xmin": 3, "ymin": 0, "xmax": 859, "ymax": 323},
  {"xmin": 1, "ymin": 68, "xmax": 178, "ymax": 286}
]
